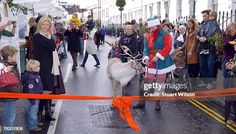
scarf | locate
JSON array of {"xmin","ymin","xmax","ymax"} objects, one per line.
[
  {"xmin": 40, "ymin": 32, "xmax": 51, "ymax": 39},
  {"xmin": 51, "ymin": 49, "xmax": 60, "ymax": 75}
]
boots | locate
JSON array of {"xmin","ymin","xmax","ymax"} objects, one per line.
[
  {"xmin": 45, "ymin": 100, "xmax": 55, "ymax": 121},
  {"xmin": 38, "ymin": 100, "xmax": 45, "ymax": 123},
  {"xmin": 155, "ymin": 100, "xmax": 161, "ymax": 111},
  {"xmin": 38, "ymin": 110, "xmax": 43, "ymax": 123},
  {"xmin": 132, "ymin": 100, "xmax": 145, "ymax": 109}
]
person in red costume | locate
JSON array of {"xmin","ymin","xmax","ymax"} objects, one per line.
[{"xmin": 133, "ymin": 16, "xmax": 176, "ymax": 111}]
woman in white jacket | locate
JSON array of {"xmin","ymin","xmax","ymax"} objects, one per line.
[{"xmin": 80, "ymin": 25, "xmax": 100, "ymax": 67}]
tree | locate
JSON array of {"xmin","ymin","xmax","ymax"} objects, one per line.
[
  {"xmin": 6, "ymin": 0, "xmax": 29, "ymax": 15},
  {"xmin": 116, "ymin": 0, "xmax": 126, "ymax": 26}
]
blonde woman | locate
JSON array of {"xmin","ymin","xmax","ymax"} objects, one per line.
[{"xmin": 32, "ymin": 16, "xmax": 56, "ymax": 122}]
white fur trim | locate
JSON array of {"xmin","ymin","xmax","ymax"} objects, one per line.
[
  {"xmin": 145, "ymin": 64, "xmax": 176, "ymax": 74},
  {"xmin": 155, "ymin": 53, "xmax": 165, "ymax": 60},
  {"xmin": 142, "ymin": 56, "xmax": 149, "ymax": 64},
  {"xmin": 148, "ymin": 19, "xmax": 161, "ymax": 28}
]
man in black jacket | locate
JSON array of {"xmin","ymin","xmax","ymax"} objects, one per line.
[{"xmin": 196, "ymin": 9, "xmax": 220, "ymax": 89}]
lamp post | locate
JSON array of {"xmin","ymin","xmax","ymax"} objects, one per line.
[{"xmin": 116, "ymin": 0, "xmax": 126, "ymax": 26}]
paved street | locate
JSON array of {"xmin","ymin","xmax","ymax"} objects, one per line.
[
  {"xmin": 0, "ymin": 37, "xmax": 235, "ymax": 134},
  {"xmin": 53, "ymin": 39, "xmax": 235, "ymax": 134}
]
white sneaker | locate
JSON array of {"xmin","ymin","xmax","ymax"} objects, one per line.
[{"xmin": 207, "ymin": 84, "xmax": 214, "ymax": 89}]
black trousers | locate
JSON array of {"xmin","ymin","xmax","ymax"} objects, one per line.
[
  {"xmin": 187, "ymin": 64, "xmax": 199, "ymax": 78},
  {"xmin": 38, "ymin": 99, "xmax": 52, "ymax": 121},
  {"xmin": 81, "ymin": 51, "xmax": 100, "ymax": 65},
  {"xmin": 70, "ymin": 52, "xmax": 78, "ymax": 67},
  {"xmin": 225, "ymin": 100, "xmax": 236, "ymax": 122},
  {"xmin": 101, "ymin": 35, "xmax": 105, "ymax": 43}
]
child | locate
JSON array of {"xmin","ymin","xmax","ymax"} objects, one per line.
[
  {"xmin": 80, "ymin": 25, "xmax": 100, "ymax": 67},
  {"xmin": 108, "ymin": 41, "xmax": 118, "ymax": 59},
  {"xmin": 207, "ymin": 11, "xmax": 221, "ymax": 37},
  {"xmin": 68, "ymin": 12, "xmax": 81, "ymax": 27},
  {"xmin": 0, "ymin": 45, "xmax": 22, "ymax": 134},
  {"xmin": 21, "ymin": 59, "xmax": 43, "ymax": 132}
]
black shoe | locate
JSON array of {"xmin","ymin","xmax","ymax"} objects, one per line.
[
  {"xmin": 51, "ymin": 103, "xmax": 56, "ymax": 107},
  {"xmin": 80, "ymin": 64, "xmax": 85, "ymax": 68},
  {"xmin": 155, "ymin": 104, "xmax": 161, "ymax": 111},
  {"xmin": 45, "ymin": 112, "xmax": 56, "ymax": 121},
  {"xmin": 72, "ymin": 67, "xmax": 76, "ymax": 71},
  {"xmin": 72, "ymin": 64, "xmax": 78, "ymax": 68},
  {"xmin": 38, "ymin": 112, "xmax": 42, "ymax": 123},
  {"xmin": 45, "ymin": 116, "xmax": 56, "ymax": 121},
  {"xmin": 132, "ymin": 103, "xmax": 145, "ymax": 109},
  {"xmin": 94, "ymin": 64, "xmax": 100, "ymax": 68}
]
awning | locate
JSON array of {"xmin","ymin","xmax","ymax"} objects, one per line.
[{"xmin": 13, "ymin": 0, "xmax": 40, "ymax": 4}]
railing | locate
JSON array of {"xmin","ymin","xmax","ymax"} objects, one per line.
[
  {"xmin": 218, "ymin": 10, "xmax": 236, "ymax": 31},
  {"xmin": 175, "ymin": 9, "xmax": 236, "ymax": 31}
]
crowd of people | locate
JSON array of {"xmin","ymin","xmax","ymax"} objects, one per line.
[
  {"xmin": 107, "ymin": 9, "xmax": 236, "ymax": 124},
  {"xmin": 0, "ymin": 12, "xmax": 105, "ymax": 133},
  {"xmin": 0, "ymin": 8, "xmax": 236, "ymax": 133}
]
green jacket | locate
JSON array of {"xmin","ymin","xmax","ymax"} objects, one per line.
[
  {"xmin": 138, "ymin": 24, "xmax": 146, "ymax": 37},
  {"xmin": 0, "ymin": 29, "xmax": 14, "ymax": 40}
]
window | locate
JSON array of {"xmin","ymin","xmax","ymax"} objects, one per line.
[
  {"xmin": 145, "ymin": 5, "xmax": 147, "ymax": 20},
  {"xmin": 176, "ymin": 0, "xmax": 182, "ymax": 17},
  {"xmin": 106, "ymin": 8, "xmax": 109, "ymax": 17},
  {"xmin": 102, "ymin": 9, "xmax": 105, "ymax": 18},
  {"xmin": 212, "ymin": 0, "xmax": 218, "ymax": 11},
  {"xmin": 149, "ymin": 5, "xmax": 153, "ymax": 18},
  {"xmin": 157, "ymin": 2, "xmax": 161, "ymax": 17},
  {"xmin": 164, "ymin": 1, "xmax": 169, "ymax": 18}
]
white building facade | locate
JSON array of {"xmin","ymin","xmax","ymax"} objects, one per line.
[{"xmin": 97, "ymin": 0, "xmax": 236, "ymax": 26}]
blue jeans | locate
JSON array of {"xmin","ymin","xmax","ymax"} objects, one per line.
[
  {"xmin": 3, "ymin": 101, "xmax": 16, "ymax": 134},
  {"xmin": 61, "ymin": 40, "xmax": 68, "ymax": 58},
  {"xmin": 28, "ymin": 100, "xmax": 39, "ymax": 130},
  {"xmin": 199, "ymin": 49, "xmax": 216, "ymax": 84}
]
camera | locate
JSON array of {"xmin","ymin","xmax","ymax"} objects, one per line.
[{"xmin": 11, "ymin": 20, "xmax": 16, "ymax": 24}]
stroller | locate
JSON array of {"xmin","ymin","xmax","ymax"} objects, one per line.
[
  {"xmin": 166, "ymin": 49, "xmax": 192, "ymax": 92},
  {"xmin": 55, "ymin": 38, "xmax": 66, "ymax": 61},
  {"xmin": 55, "ymin": 22, "xmax": 67, "ymax": 61}
]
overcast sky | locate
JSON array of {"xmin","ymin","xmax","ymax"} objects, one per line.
[{"xmin": 63, "ymin": 0, "xmax": 95, "ymax": 8}]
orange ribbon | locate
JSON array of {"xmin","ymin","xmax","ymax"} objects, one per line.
[
  {"xmin": 1, "ymin": 88, "xmax": 236, "ymax": 132},
  {"xmin": 112, "ymin": 97, "xmax": 141, "ymax": 132}
]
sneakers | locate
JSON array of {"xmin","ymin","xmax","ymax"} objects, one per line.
[
  {"xmin": 206, "ymin": 84, "xmax": 214, "ymax": 89},
  {"xmin": 30, "ymin": 127, "xmax": 42, "ymax": 132},
  {"xmin": 72, "ymin": 64, "xmax": 78, "ymax": 71},
  {"xmin": 80, "ymin": 64, "xmax": 85, "ymax": 68},
  {"xmin": 227, "ymin": 120, "xmax": 236, "ymax": 127},
  {"xmin": 94, "ymin": 64, "xmax": 100, "ymax": 68}
]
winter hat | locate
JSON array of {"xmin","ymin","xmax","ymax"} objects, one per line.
[
  {"xmin": 147, "ymin": 16, "xmax": 161, "ymax": 28},
  {"xmin": 69, "ymin": 17, "xmax": 81, "ymax": 26}
]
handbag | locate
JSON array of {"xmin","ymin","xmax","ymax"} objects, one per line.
[{"xmin": 0, "ymin": 69, "xmax": 20, "ymax": 87}]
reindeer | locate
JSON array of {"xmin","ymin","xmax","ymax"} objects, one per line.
[{"xmin": 107, "ymin": 46, "xmax": 144, "ymax": 96}]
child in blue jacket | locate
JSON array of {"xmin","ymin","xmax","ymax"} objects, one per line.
[{"xmin": 21, "ymin": 59, "xmax": 43, "ymax": 132}]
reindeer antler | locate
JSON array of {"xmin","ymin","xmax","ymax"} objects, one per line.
[
  {"xmin": 120, "ymin": 45, "xmax": 133, "ymax": 57},
  {"xmin": 133, "ymin": 52, "xmax": 142, "ymax": 59}
]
